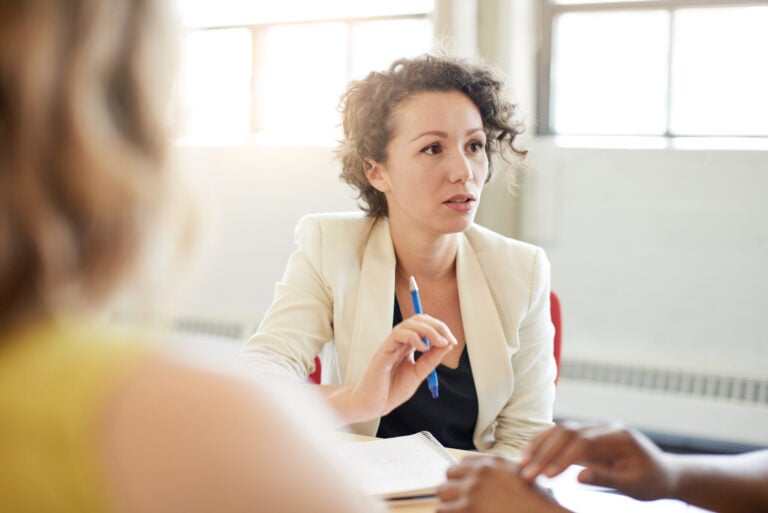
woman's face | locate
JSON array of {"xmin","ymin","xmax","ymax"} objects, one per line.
[{"xmin": 367, "ymin": 90, "xmax": 489, "ymax": 238}]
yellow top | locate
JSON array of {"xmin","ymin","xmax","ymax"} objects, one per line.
[{"xmin": 0, "ymin": 318, "xmax": 151, "ymax": 513}]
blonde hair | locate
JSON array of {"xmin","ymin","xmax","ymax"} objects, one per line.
[{"xmin": 0, "ymin": 0, "xmax": 178, "ymax": 331}]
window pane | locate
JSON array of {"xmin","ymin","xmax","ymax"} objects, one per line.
[
  {"xmin": 256, "ymin": 23, "xmax": 348, "ymax": 138},
  {"xmin": 551, "ymin": 10, "xmax": 670, "ymax": 135},
  {"xmin": 349, "ymin": 19, "xmax": 434, "ymax": 80},
  {"xmin": 551, "ymin": 0, "xmax": 658, "ymax": 4},
  {"xmin": 176, "ymin": 0, "xmax": 434, "ymax": 27},
  {"xmin": 670, "ymin": 6, "xmax": 768, "ymax": 136},
  {"xmin": 177, "ymin": 28, "xmax": 252, "ymax": 143}
]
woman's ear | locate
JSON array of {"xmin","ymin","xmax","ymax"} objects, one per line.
[{"xmin": 364, "ymin": 160, "xmax": 391, "ymax": 193}]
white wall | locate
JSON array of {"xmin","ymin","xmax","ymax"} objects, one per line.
[
  {"xmin": 168, "ymin": 139, "xmax": 768, "ymax": 445},
  {"xmin": 523, "ymin": 139, "xmax": 768, "ymax": 377},
  {"xmin": 520, "ymin": 138, "xmax": 768, "ymax": 445},
  {"xmin": 173, "ymin": 141, "xmax": 768, "ymax": 378},
  {"xmin": 171, "ymin": 145, "xmax": 358, "ymax": 334}
]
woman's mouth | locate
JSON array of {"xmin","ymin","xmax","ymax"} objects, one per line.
[{"xmin": 444, "ymin": 195, "xmax": 476, "ymax": 212}]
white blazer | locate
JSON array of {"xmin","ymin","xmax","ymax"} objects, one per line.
[{"xmin": 236, "ymin": 212, "xmax": 556, "ymax": 457}]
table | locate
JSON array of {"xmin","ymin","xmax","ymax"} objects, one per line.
[
  {"xmin": 385, "ymin": 477, "xmax": 709, "ymax": 513},
  {"xmin": 337, "ymin": 433, "xmax": 709, "ymax": 513}
]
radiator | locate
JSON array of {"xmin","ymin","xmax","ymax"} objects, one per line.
[
  {"xmin": 165, "ymin": 318, "xmax": 248, "ymax": 370},
  {"xmin": 166, "ymin": 319, "xmax": 768, "ymax": 447},
  {"xmin": 173, "ymin": 318, "xmax": 247, "ymax": 340},
  {"xmin": 555, "ymin": 359, "xmax": 768, "ymax": 447}
]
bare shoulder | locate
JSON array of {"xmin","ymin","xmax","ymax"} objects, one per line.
[{"xmin": 100, "ymin": 356, "xmax": 379, "ymax": 513}]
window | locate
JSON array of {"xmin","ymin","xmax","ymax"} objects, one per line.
[
  {"xmin": 541, "ymin": 1, "xmax": 768, "ymax": 138},
  {"xmin": 177, "ymin": 28, "xmax": 253, "ymax": 142},
  {"xmin": 173, "ymin": 1, "xmax": 435, "ymax": 144}
]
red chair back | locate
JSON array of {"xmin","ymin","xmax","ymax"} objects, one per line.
[
  {"xmin": 308, "ymin": 290, "xmax": 563, "ymax": 385},
  {"xmin": 308, "ymin": 356, "xmax": 322, "ymax": 384},
  {"xmin": 550, "ymin": 291, "xmax": 562, "ymax": 384}
]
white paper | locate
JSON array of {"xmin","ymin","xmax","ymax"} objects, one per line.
[{"xmin": 337, "ymin": 432, "xmax": 457, "ymax": 499}]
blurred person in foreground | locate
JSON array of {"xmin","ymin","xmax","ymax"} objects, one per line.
[
  {"xmin": 436, "ymin": 421, "xmax": 768, "ymax": 513},
  {"xmin": 0, "ymin": 1, "xmax": 379, "ymax": 512}
]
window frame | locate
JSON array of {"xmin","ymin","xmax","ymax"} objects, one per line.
[
  {"xmin": 179, "ymin": 12, "xmax": 433, "ymax": 141},
  {"xmin": 537, "ymin": 0, "xmax": 768, "ymax": 138}
]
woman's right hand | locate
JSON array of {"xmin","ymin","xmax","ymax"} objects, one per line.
[
  {"xmin": 518, "ymin": 422, "xmax": 675, "ymax": 502},
  {"xmin": 330, "ymin": 314, "xmax": 457, "ymax": 424}
]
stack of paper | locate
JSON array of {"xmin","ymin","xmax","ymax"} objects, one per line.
[{"xmin": 337, "ymin": 431, "xmax": 457, "ymax": 501}]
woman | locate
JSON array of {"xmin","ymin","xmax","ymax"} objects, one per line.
[
  {"xmin": 237, "ymin": 54, "xmax": 556, "ymax": 456},
  {"xmin": 0, "ymin": 1, "xmax": 378, "ymax": 512}
]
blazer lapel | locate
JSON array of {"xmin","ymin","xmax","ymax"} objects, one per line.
[
  {"xmin": 346, "ymin": 217, "xmax": 396, "ymax": 387},
  {"xmin": 344, "ymin": 217, "xmax": 396, "ymax": 435},
  {"xmin": 457, "ymin": 233, "xmax": 514, "ymax": 440}
]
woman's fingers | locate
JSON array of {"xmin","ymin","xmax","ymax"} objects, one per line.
[
  {"xmin": 400, "ymin": 314, "xmax": 457, "ymax": 348},
  {"xmin": 520, "ymin": 423, "xmax": 582, "ymax": 481},
  {"xmin": 519, "ymin": 427, "xmax": 553, "ymax": 467},
  {"xmin": 395, "ymin": 315, "xmax": 457, "ymax": 379},
  {"xmin": 370, "ymin": 315, "xmax": 456, "ymax": 380},
  {"xmin": 353, "ymin": 313, "xmax": 458, "ymax": 419},
  {"xmin": 413, "ymin": 343, "xmax": 453, "ymax": 378},
  {"xmin": 445, "ymin": 462, "xmax": 472, "ymax": 479},
  {"xmin": 521, "ymin": 422, "xmax": 638, "ymax": 483}
]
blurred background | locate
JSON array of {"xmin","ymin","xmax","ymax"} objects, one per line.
[{"xmin": 160, "ymin": 0, "xmax": 768, "ymax": 452}]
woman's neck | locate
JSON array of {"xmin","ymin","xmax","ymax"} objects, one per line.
[{"xmin": 389, "ymin": 222, "xmax": 458, "ymax": 282}]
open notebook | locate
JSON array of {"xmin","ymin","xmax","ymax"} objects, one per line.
[{"xmin": 337, "ymin": 431, "xmax": 458, "ymax": 500}]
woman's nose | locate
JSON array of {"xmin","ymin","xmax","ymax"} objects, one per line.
[{"xmin": 448, "ymin": 152, "xmax": 473, "ymax": 183}]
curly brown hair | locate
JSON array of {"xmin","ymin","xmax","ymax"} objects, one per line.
[{"xmin": 336, "ymin": 54, "xmax": 527, "ymax": 218}]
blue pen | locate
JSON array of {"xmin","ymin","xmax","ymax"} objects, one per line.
[{"xmin": 409, "ymin": 276, "xmax": 439, "ymax": 399}]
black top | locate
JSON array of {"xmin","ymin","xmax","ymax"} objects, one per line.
[{"xmin": 375, "ymin": 296, "xmax": 479, "ymax": 451}]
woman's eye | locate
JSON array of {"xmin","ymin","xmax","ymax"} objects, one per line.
[
  {"xmin": 468, "ymin": 141, "xmax": 484, "ymax": 153},
  {"xmin": 422, "ymin": 143, "xmax": 442, "ymax": 155}
]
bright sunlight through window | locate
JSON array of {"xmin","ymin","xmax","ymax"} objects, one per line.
[
  {"xmin": 670, "ymin": 6, "xmax": 768, "ymax": 136},
  {"xmin": 552, "ymin": 10, "xmax": 670, "ymax": 136},
  {"xmin": 173, "ymin": 0, "xmax": 434, "ymax": 145},
  {"xmin": 548, "ymin": 2, "xmax": 768, "ymax": 138},
  {"xmin": 178, "ymin": 29, "xmax": 253, "ymax": 144}
]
